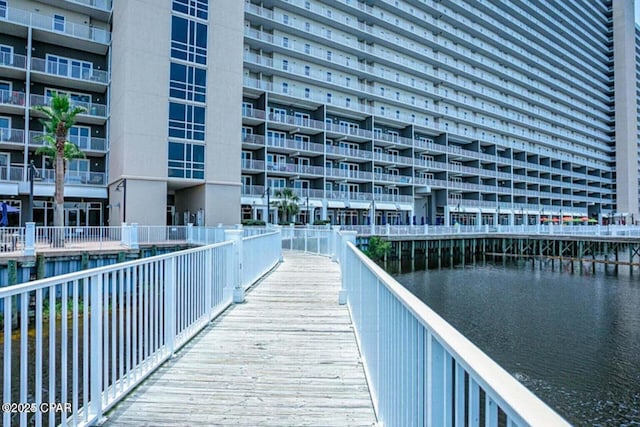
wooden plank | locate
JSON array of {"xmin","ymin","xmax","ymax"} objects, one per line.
[{"xmin": 103, "ymin": 251, "xmax": 377, "ymax": 426}]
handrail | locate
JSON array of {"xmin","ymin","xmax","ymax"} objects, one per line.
[
  {"xmin": 0, "ymin": 231, "xmax": 282, "ymax": 426},
  {"xmin": 341, "ymin": 239, "xmax": 569, "ymax": 426}
]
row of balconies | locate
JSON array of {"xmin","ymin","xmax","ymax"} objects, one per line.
[
  {"xmin": 0, "ymin": 90, "xmax": 108, "ymax": 121},
  {"xmin": 0, "ymin": 164, "xmax": 105, "ymax": 185},
  {"xmin": 1, "ymin": 4, "xmax": 111, "ymax": 45},
  {"xmin": 241, "ymin": 184, "xmax": 413, "ymax": 204},
  {"xmin": 0, "ymin": 54, "xmax": 110, "ymax": 85},
  {"xmin": 445, "ymin": 197, "xmax": 598, "ymax": 215},
  {"xmin": 241, "ymin": 123, "xmax": 611, "ymax": 183},
  {"xmin": 242, "ymin": 79, "xmax": 610, "ymax": 171},
  {"xmin": 244, "ymin": 50, "xmax": 611, "ymax": 154},
  {"xmin": 0, "ymin": 128, "xmax": 108, "ymax": 154},
  {"xmin": 245, "ymin": 1, "xmax": 610, "ymax": 121},
  {"xmin": 242, "ymin": 158, "xmax": 608, "ymax": 196}
]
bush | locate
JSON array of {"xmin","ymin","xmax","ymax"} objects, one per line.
[
  {"xmin": 313, "ymin": 219, "xmax": 332, "ymax": 225},
  {"xmin": 242, "ymin": 219, "xmax": 266, "ymax": 226},
  {"xmin": 362, "ymin": 236, "xmax": 391, "ymax": 262}
]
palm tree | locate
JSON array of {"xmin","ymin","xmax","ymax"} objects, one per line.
[
  {"xmin": 272, "ymin": 188, "xmax": 300, "ymax": 224},
  {"xmin": 32, "ymin": 93, "xmax": 86, "ymax": 245}
]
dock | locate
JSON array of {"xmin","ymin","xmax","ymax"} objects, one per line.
[{"xmin": 102, "ymin": 251, "xmax": 377, "ymax": 426}]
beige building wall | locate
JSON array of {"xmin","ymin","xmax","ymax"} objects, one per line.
[
  {"xmin": 613, "ymin": 0, "xmax": 639, "ymax": 220},
  {"xmin": 109, "ymin": 0, "xmax": 171, "ymax": 225},
  {"xmin": 108, "ymin": 0, "xmax": 243, "ymax": 225},
  {"xmin": 202, "ymin": 0, "xmax": 243, "ymax": 224}
]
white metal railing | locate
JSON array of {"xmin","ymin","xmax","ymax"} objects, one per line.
[
  {"xmin": 30, "ymin": 57, "xmax": 109, "ymax": 85},
  {"xmin": 339, "ymin": 235, "xmax": 569, "ymax": 426},
  {"xmin": 136, "ymin": 226, "xmax": 187, "ymax": 245},
  {"xmin": 0, "ymin": 227, "xmax": 24, "ymax": 253},
  {"xmin": 338, "ymin": 223, "xmax": 640, "ymax": 237},
  {"xmin": 35, "ymin": 226, "xmax": 121, "ymax": 249},
  {"xmin": 1, "ymin": 5, "xmax": 111, "ymax": 44},
  {"xmin": 280, "ymin": 225, "xmax": 336, "ymax": 256},
  {"xmin": 1, "ymin": 230, "xmax": 282, "ymax": 426},
  {"xmin": 242, "ymin": 231, "xmax": 281, "ymax": 287}
]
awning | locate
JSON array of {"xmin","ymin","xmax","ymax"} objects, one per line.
[
  {"xmin": 347, "ymin": 201, "xmax": 370, "ymax": 209},
  {"xmin": 307, "ymin": 199, "xmax": 323, "ymax": 208},
  {"xmin": 375, "ymin": 203, "xmax": 397, "ymax": 211},
  {"xmin": 327, "ymin": 201, "xmax": 346, "ymax": 208},
  {"xmin": 460, "ymin": 207, "xmax": 480, "ymax": 213}
]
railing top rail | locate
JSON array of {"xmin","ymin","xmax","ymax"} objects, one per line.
[
  {"xmin": 242, "ymin": 229, "xmax": 280, "ymax": 241},
  {"xmin": 0, "ymin": 240, "xmax": 233, "ymax": 298},
  {"xmin": 345, "ymin": 241, "xmax": 569, "ymax": 425}
]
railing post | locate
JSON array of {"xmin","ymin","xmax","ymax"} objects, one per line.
[
  {"xmin": 339, "ymin": 231, "xmax": 357, "ymax": 305},
  {"xmin": 24, "ymin": 222, "xmax": 35, "ymax": 256},
  {"xmin": 130, "ymin": 223, "xmax": 139, "ymax": 249},
  {"xmin": 120, "ymin": 223, "xmax": 127, "ymax": 246},
  {"xmin": 331, "ymin": 226, "xmax": 340, "ymax": 262},
  {"xmin": 164, "ymin": 257, "xmax": 176, "ymax": 354},
  {"xmin": 187, "ymin": 223, "xmax": 194, "ymax": 244},
  {"xmin": 89, "ymin": 273, "xmax": 104, "ymax": 421},
  {"xmin": 386, "ymin": 223, "xmax": 390, "ymax": 236},
  {"xmin": 225, "ymin": 229, "xmax": 244, "ymax": 303}
]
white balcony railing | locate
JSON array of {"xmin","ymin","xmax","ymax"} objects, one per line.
[
  {"xmin": 31, "ymin": 57, "xmax": 109, "ymax": 84},
  {"xmin": 0, "ymin": 5, "xmax": 111, "ymax": 44},
  {"xmin": 30, "ymin": 94, "xmax": 107, "ymax": 118}
]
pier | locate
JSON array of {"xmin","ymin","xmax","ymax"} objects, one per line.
[{"xmin": 1, "ymin": 226, "xmax": 570, "ymax": 426}]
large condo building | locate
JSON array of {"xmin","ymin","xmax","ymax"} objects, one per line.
[{"xmin": 0, "ymin": 0, "xmax": 637, "ymax": 227}]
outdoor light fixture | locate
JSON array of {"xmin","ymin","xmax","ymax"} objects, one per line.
[{"xmin": 115, "ymin": 179, "xmax": 126, "ymax": 222}]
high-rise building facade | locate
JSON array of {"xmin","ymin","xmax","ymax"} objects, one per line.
[{"xmin": 0, "ymin": 0, "xmax": 637, "ymax": 227}]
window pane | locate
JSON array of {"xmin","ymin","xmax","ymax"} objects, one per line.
[{"xmin": 168, "ymin": 142, "xmax": 184, "ymax": 160}]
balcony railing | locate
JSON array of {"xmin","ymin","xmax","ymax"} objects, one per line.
[
  {"xmin": 0, "ymin": 165, "xmax": 23, "ymax": 181},
  {"xmin": 29, "ymin": 131, "xmax": 108, "ymax": 152},
  {"xmin": 66, "ymin": 0, "xmax": 112, "ymax": 12},
  {"xmin": 0, "ymin": 89, "xmax": 26, "ymax": 107},
  {"xmin": 33, "ymin": 169, "xmax": 106, "ymax": 186},
  {"xmin": 30, "ymin": 94, "xmax": 107, "ymax": 118},
  {"xmin": 30, "ymin": 57, "xmax": 109, "ymax": 84},
  {"xmin": 0, "ymin": 51, "xmax": 27, "ymax": 69},
  {"xmin": 0, "ymin": 5, "xmax": 111, "ymax": 44},
  {"xmin": 0, "ymin": 128, "xmax": 25, "ymax": 145}
]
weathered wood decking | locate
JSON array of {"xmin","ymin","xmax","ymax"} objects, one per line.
[{"xmin": 103, "ymin": 251, "xmax": 377, "ymax": 426}]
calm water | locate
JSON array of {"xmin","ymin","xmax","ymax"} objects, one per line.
[{"xmin": 395, "ymin": 263, "xmax": 640, "ymax": 426}]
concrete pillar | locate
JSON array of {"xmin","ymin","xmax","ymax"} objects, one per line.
[{"xmin": 24, "ymin": 222, "xmax": 35, "ymax": 256}]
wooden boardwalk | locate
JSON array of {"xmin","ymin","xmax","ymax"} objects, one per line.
[{"xmin": 103, "ymin": 251, "xmax": 377, "ymax": 426}]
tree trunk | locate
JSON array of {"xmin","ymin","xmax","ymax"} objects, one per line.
[{"xmin": 52, "ymin": 130, "xmax": 66, "ymax": 247}]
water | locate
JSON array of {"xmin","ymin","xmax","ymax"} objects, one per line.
[{"xmin": 395, "ymin": 263, "xmax": 640, "ymax": 426}]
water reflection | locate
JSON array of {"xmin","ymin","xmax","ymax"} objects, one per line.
[{"xmin": 395, "ymin": 263, "xmax": 640, "ymax": 425}]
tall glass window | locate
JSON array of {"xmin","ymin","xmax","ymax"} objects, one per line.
[
  {"xmin": 169, "ymin": 62, "xmax": 206, "ymax": 103},
  {"xmin": 69, "ymin": 126, "xmax": 91, "ymax": 150},
  {"xmin": 168, "ymin": 102, "xmax": 205, "ymax": 141},
  {"xmin": 168, "ymin": 142, "xmax": 205, "ymax": 179},
  {"xmin": 172, "ymin": 0, "xmax": 208, "ymax": 20},
  {"xmin": 171, "ymin": 16, "xmax": 207, "ymax": 65}
]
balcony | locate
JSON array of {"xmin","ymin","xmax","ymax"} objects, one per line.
[
  {"xmin": 0, "ymin": 89, "xmax": 26, "ymax": 114},
  {"xmin": 30, "ymin": 94, "xmax": 107, "ymax": 125},
  {"xmin": 241, "ymin": 159, "xmax": 265, "ymax": 172},
  {"xmin": 0, "ymin": 164, "xmax": 24, "ymax": 181},
  {"xmin": 265, "ymin": 137, "xmax": 324, "ymax": 155},
  {"xmin": 31, "ymin": 57, "xmax": 109, "ymax": 92},
  {"xmin": 38, "ymin": 169, "xmax": 106, "ymax": 186},
  {"xmin": 0, "ymin": 52, "xmax": 27, "ymax": 79},
  {"xmin": 29, "ymin": 131, "xmax": 108, "ymax": 155},
  {"xmin": 0, "ymin": 5, "xmax": 111, "ymax": 54},
  {"xmin": 0, "ymin": 128, "xmax": 25, "ymax": 148}
]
